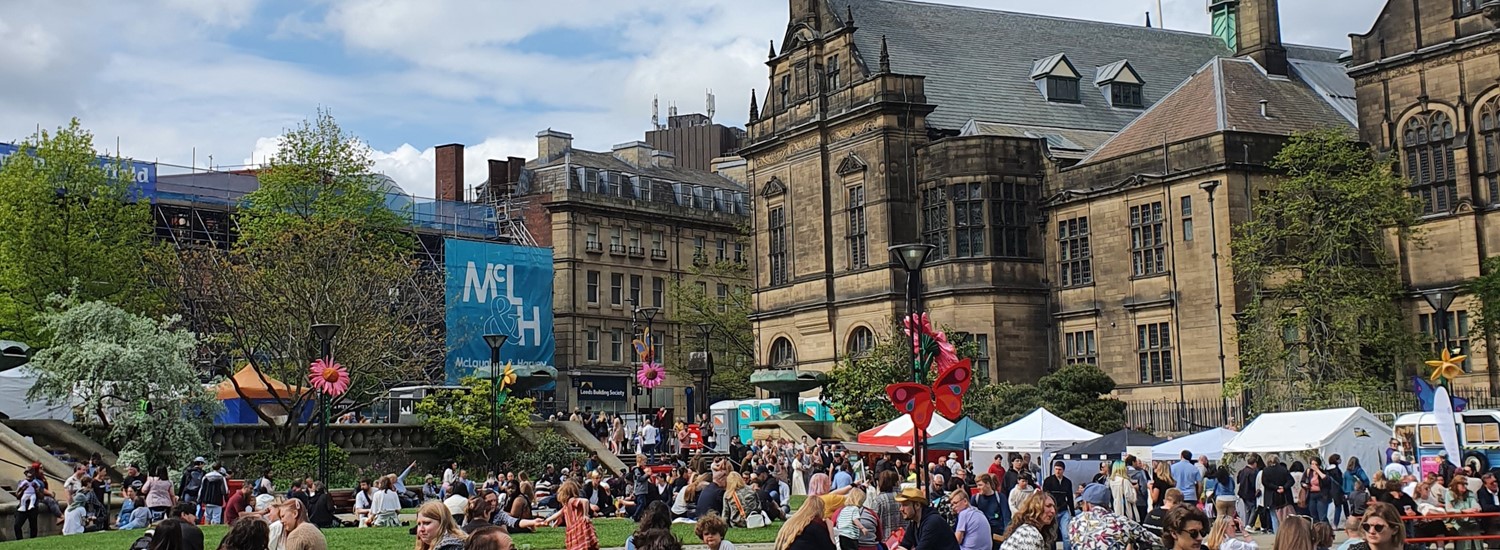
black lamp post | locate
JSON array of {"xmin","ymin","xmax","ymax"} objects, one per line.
[
  {"xmin": 483, "ymin": 333, "xmax": 508, "ymax": 476},
  {"xmin": 311, "ymin": 323, "xmax": 340, "ymax": 486},
  {"xmin": 889, "ymin": 242, "xmax": 935, "ymax": 487},
  {"xmin": 635, "ymin": 305, "xmax": 660, "ymax": 413},
  {"xmin": 1425, "ymin": 290, "xmax": 1459, "ymax": 373},
  {"xmin": 695, "ymin": 323, "xmax": 714, "ymax": 417}
]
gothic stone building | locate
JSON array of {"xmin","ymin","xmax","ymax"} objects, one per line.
[
  {"xmin": 1349, "ymin": 0, "xmax": 1500, "ymax": 388},
  {"xmin": 743, "ymin": 0, "xmax": 1348, "ymax": 397}
]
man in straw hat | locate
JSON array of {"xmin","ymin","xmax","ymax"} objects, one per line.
[{"xmin": 894, "ymin": 487, "xmax": 959, "ymax": 550}]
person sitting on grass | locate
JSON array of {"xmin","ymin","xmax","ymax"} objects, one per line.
[
  {"xmin": 696, "ymin": 513, "xmax": 737, "ymax": 550},
  {"xmin": 415, "ymin": 500, "xmax": 468, "ymax": 550},
  {"xmin": 217, "ymin": 516, "xmax": 270, "ymax": 550},
  {"xmin": 465, "ymin": 525, "xmax": 513, "ymax": 550},
  {"xmin": 627, "ymin": 501, "xmax": 674, "ymax": 550}
]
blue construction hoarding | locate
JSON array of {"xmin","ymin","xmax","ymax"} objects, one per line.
[
  {"xmin": 443, "ymin": 238, "xmax": 555, "ymax": 385},
  {"xmin": 0, "ymin": 142, "xmax": 156, "ymax": 199}
]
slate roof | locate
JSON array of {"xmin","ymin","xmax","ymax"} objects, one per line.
[
  {"xmin": 842, "ymin": 0, "xmax": 1345, "ymax": 133},
  {"xmin": 528, "ymin": 149, "xmax": 747, "ymax": 192},
  {"xmin": 959, "ymin": 120, "xmax": 1114, "ymax": 160},
  {"xmin": 1080, "ymin": 57, "xmax": 1354, "ymax": 164}
]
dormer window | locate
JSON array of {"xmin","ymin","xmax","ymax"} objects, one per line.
[
  {"xmin": 1032, "ymin": 53, "xmax": 1082, "ymax": 104},
  {"xmin": 1096, "ymin": 60, "xmax": 1146, "ymax": 109},
  {"xmin": 1111, "ymin": 83, "xmax": 1143, "ymax": 108}
]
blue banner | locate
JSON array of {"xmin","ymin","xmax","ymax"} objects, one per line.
[
  {"xmin": 444, "ymin": 238, "xmax": 555, "ymax": 385},
  {"xmin": 0, "ymin": 142, "xmax": 157, "ymax": 199}
]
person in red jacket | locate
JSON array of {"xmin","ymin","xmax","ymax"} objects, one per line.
[{"xmin": 224, "ymin": 483, "xmax": 251, "ymax": 526}]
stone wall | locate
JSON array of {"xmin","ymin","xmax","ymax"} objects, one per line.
[{"xmin": 209, "ymin": 424, "xmax": 441, "ymax": 466}]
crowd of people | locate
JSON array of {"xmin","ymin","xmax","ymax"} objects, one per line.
[{"xmin": 12, "ymin": 429, "xmax": 1497, "ymax": 550}]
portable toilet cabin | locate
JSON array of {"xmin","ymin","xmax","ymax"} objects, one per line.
[
  {"xmin": 710, "ymin": 400, "xmax": 739, "ymax": 452},
  {"xmin": 735, "ymin": 401, "xmax": 758, "ymax": 444},
  {"xmin": 756, "ymin": 399, "xmax": 779, "ymax": 422}
]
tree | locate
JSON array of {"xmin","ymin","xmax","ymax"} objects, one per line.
[
  {"xmin": 663, "ymin": 234, "xmax": 756, "ymax": 401},
  {"xmin": 1229, "ymin": 129, "xmax": 1423, "ymax": 412},
  {"xmin": 413, "ymin": 376, "xmax": 535, "ymax": 465},
  {"xmin": 1469, "ymin": 256, "xmax": 1500, "ymax": 391},
  {"xmin": 26, "ymin": 298, "xmax": 218, "ymax": 467},
  {"xmin": 0, "ymin": 119, "xmax": 161, "ymax": 344},
  {"xmin": 822, "ymin": 322, "xmax": 980, "ymax": 432},
  {"xmin": 966, "ymin": 364, "xmax": 1126, "ymax": 435},
  {"xmin": 161, "ymin": 110, "xmax": 445, "ymax": 447}
]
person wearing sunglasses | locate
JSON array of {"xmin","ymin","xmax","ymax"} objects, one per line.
[
  {"xmin": 1164, "ymin": 505, "xmax": 1211, "ymax": 550},
  {"xmin": 1346, "ymin": 502, "xmax": 1423, "ymax": 550}
]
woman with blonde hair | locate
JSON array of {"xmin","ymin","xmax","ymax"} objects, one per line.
[
  {"xmin": 414, "ymin": 500, "xmax": 466, "ymax": 550},
  {"xmin": 774, "ymin": 495, "xmax": 835, "ymax": 550},
  {"xmin": 1205, "ymin": 514, "xmax": 1258, "ymax": 550},
  {"xmin": 723, "ymin": 472, "xmax": 764, "ymax": 528},
  {"xmin": 1271, "ymin": 515, "xmax": 1314, "ymax": 550},
  {"xmin": 1105, "ymin": 460, "xmax": 1138, "ymax": 521},
  {"xmin": 1153, "ymin": 462, "xmax": 1177, "ymax": 508},
  {"xmin": 999, "ymin": 492, "xmax": 1057, "ymax": 550},
  {"xmin": 1445, "ymin": 475, "xmax": 1481, "ymax": 550}
]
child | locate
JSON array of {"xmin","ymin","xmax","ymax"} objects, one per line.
[
  {"xmin": 545, "ymin": 481, "xmax": 598, "ymax": 550},
  {"xmin": 695, "ymin": 513, "xmax": 736, "ymax": 550},
  {"xmin": 1335, "ymin": 516, "xmax": 1362, "ymax": 550}
]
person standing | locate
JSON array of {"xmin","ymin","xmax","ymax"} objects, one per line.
[
  {"xmin": 1123, "ymin": 455, "xmax": 1151, "ymax": 522},
  {"xmin": 179, "ymin": 457, "xmax": 207, "ymax": 509},
  {"xmin": 1236, "ymin": 455, "xmax": 1262, "ymax": 531},
  {"xmin": 1172, "ymin": 451, "xmax": 1203, "ymax": 507},
  {"xmin": 1002, "ymin": 457, "xmax": 1027, "ymax": 496},
  {"xmin": 13, "ymin": 468, "xmax": 41, "ymax": 540},
  {"xmin": 1066, "ymin": 484, "xmax": 1160, "ymax": 550},
  {"xmin": 1261, "ymin": 455, "xmax": 1293, "ymax": 532},
  {"xmin": 894, "ymin": 488, "xmax": 960, "ymax": 550},
  {"xmin": 1042, "ymin": 461, "xmax": 1075, "ymax": 550},
  {"xmin": 1105, "ymin": 461, "xmax": 1138, "ymax": 522},
  {"xmin": 1305, "ymin": 456, "xmax": 1330, "ymax": 524},
  {"xmin": 953, "ymin": 488, "xmax": 994, "ymax": 550},
  {"xmin": 198, "ymin": 464, "xmax": 229, "ymax": 525},
  {"xmin": 971, "ymin": 474, "xmax": 1010, "ymax": 550}
]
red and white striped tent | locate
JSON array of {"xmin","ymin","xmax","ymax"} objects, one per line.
[{"xmin": 846, "ymin": 414, "xmax": 956, "ymax": 453}]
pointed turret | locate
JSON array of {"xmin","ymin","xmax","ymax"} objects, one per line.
[
  {"xmin": 769, "ymin": 40, "xmax": 777, "ymax": 59},
  {"xmin": 846, "ymin": 5, "xmax": 855, "ymax": 27},
  {"xmin": 879, "ymin": 35, "xmax": 891, "ymax": 73},
  {"xmin": 749, "ymin": 89, "xmax": 760, "ymax": 121}
]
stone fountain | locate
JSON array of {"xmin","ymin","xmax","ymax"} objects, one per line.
[{"xmin": 750, "ymin": 367, "xmax": 828, "ymax": 421}]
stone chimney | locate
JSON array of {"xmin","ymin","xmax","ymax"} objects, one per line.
[
  {"xmin": 435, "ymin": 143, "xmax": 463, "ymax": 202},
  {"xmin": 651, "ymin": 150, "xmax": 676, "ymax": 169},
  {"xmin": 611, "ymin": 141, "xmax": 654, "ymax": 168},
  {"xmin": 1237, "ymin": 0, "xmax": 1287, "ymax": 76},
  {"xmin": 536, "ymin": 129, "xmax": 573, "ymax": 162}
]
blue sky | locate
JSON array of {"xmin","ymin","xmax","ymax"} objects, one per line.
[{"xmin": 0, "ymin": 0, "xmax": 1382, "ymax": 199}]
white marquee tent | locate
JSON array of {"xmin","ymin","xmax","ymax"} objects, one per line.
[
  {"xmin": 0, "ymin": 366, "xmax": 73, "ymax": 421},
  {"xmin": 969, "ymin": 408, "xmax": 1100, "ymax": 468},
  {"xmin": 1151, "ymin": 427, "xmax": 1239, "ymax": 462},
  {"xmin": 1222, "ymin": 407, "xmax": 1391, "ymax": 467}
]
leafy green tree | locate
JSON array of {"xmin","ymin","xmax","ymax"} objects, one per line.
[
  {"xmin": 162, "ymin": 111, "xmax": 445, "ymax": 447},
  {"xmin": 26, "ymin": 298, "xmax": 218, "ymax": 467},
  {"xmin": 0, "ymin": 119, "xmax": 161, "ymax": 344},
  {"xmin": 822, "ymin": 322, "xmax": 980, "ymax": 432},
  {"xmin": 1470, "ymin": 257, "xmax": 1500, "ymax": 391},
  {"xmin": 966, "ymin": 364, "xmax": 1126, "ymax": 435},
  {"xmin": 413, "ymin": 376, "xmax": 535, "ymax": 465},
  {"xmin": 664, "ymin": 234, "xmax": 755, "ymax": 400},
  {"xmin": 1229, "ymin": 129, "xmax": 1422, "ymax": 412}
]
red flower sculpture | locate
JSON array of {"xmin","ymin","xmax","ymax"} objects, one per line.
[{"xmin": 308, "ymin": 359, "xmax": 350, "ymax": 397}]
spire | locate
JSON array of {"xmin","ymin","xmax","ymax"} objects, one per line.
[
  {"xmin": 749, "ymin": 89, "xmax": 760, "ymax": 121},
  {"xmin": 846, "ymin": 5, "xmax": 855, "ymax": 27},
  {"xmin": 878, "ymin": 35, "xmax": 890, "ymax": 73},
  {"xmin": 1146, "ymin": 11, "xmax": 1152, "ymax": 27},
  {"xmin": 768, "ymin": 40, "xmax": 777, "ymax": 59}
]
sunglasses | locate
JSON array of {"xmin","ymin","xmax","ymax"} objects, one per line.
[
  {"xmin": 1182, "ymin": 530, "xmax": 1205, "ymax": 540},
  {"xmin": 1364, "ymin": 523, "xmax": 1388, "ymax": 534}
]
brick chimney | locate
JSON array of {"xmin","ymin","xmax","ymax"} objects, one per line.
[
  {"xmin": 651, "ymin": 150, "xmax": 676, "ymax": 169},
  {"xmin": 536, "ymin": 130, "xmax": 573, "ymax": 162},
  {"xmin": 435, "ymin": 143, "xmax": 463, "ymax": 202},
  {"xmin": 1237, "ymin": 0, "xmax": 1287, "ymax": 76},
  {"xmin": 487, "ymin": 159, "xmax": 512, "ymax": 198},
  {"xmin": 611, "ymin": 141, "xmax": 653, "ymax": 168}
]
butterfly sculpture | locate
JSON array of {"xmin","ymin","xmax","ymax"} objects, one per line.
[
  {"xmin": 632, "ymin": 328, "xmax": 655, "ymax": 364},
  {"xmin": 1412, "ymin": 376, "xmax": 1469, "ymax": 412},
  {"xmin": 633, "ymin": 329, "xmax": 665, "ymax": 389},
  {"xmin": 886, "ymin": 313, "xmax": 972, "ymax": 431}
]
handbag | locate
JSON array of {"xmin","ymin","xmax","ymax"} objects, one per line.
[
  {"xmin": 884, "ymin": 527, "xmax": 905, "ymax": 550},
  {"xmin": 732, "ymin": 491, "xmax": 771, "ymax": 528}
]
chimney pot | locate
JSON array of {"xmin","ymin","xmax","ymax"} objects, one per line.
[{"xmin": 435, "ymin": 143, "xmax": 464, "ymax": 202}]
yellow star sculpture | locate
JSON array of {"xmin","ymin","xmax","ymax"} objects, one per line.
[
  {"xmin": 499, "ymin": 362, "xmax": 517, "ymax": 389},
  {"xmin": 1426, "ymin": 348, "xmax": 1467, "ymax": 383}
]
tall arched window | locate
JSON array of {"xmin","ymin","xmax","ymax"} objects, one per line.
[
  {"xmin": 1403, "ymin": 111, "xmax": 1458, "ymax": 214},
  {"xmin": 769, "ymin": 338, "xmax": 796, "ymax": 368},
  {"xmin": 847, "ymin": 326, "xmax": 875, "ymax": 357},
  {"xmin": 1480, "ymin": 98, "xmax": 1500, "ymax": 204}
]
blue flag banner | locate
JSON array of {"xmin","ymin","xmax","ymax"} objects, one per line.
[
  {"xmin": 444, "ymin": 238, "xmax": 555, "ymax": 385},
  {"xmin": 0, "ymin": 142, "xmax": 157, "ymax": 200}
]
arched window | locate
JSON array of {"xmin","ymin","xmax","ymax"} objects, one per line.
[
  {"xmin": 1480, "ymin": 98, "xmax": 1500, "ymax": 205},
  {"xmin": 769, "ymin": 338, "xmax": 796, "ymax": 368},
  {"xmin": 847, "ymin": 326, "xmax": 875, "ymax": 357},
  {"xmin": 1403, "ymin": 111, "xmax": 1458, "ymax": 214}
]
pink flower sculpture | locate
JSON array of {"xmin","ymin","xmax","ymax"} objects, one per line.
[
  {"xmin": 309, "ymin": 358, "xmax": 350, "ymax": 396},
  {"xmin": 637, "ymin": 362, "xmax": 665, "ymax": 389}
]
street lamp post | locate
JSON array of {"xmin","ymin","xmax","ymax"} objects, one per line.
[
  {"xmin": 483, "ymin": 333, "xmax": 509, "ymax": 476},
  {"xmin": 311, "ymin": 323, "xmax": 340, "ymax": 486},
  {"xmin": 889, "ymin": 242, "xmax": 935, "ymax": 487},
  {"xmin": 635, "ymin": 305, "xmax": 660, "ymax": 413},
  {"xmin": 695, "ymin": 323, "xmax": 714, "ymax": 417}
]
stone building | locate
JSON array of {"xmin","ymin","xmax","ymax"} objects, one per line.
[
  {"xmin": 1349, "ymin": 0, "xmax": 1500, "ymax": 387},
  {"xmin": 519, "ymin": 130, "xmax": 752, "ymax": 413},
  {"xmin": 742, "ymin": 0, "xmax": 1345, "ymax": 391}
]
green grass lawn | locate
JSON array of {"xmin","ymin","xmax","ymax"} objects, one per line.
[{"xmin": 2, "ymin": 517, "xmax": 787, "ymax": 549}]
